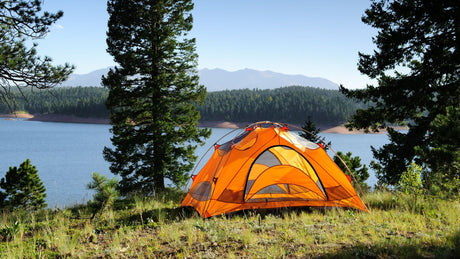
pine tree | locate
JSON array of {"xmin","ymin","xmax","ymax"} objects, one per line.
[
  {"xmin": 0, "ymin": 159, "xmax": 47, "ymax": 210},
  {"xmin": 333, "ymin": 152, "xmax": 370, "ymax": 192},
  {"xmin": 87, "ymin": 172, "xmax": 119, "ymax": 219},
  {"xmin": 103, "ymin": 0, "xmax": 211, "ymax": 195},
  {"xmin": 0, "ymin": 0, "xmax": 74, "ymax": 110},
  {"xmin": 340, "ymin": 0, "xmax": 459, "ymax": 187},
  {"xmin": 299, "ymin": 116, "xmax": 331, "ymax": 150}
]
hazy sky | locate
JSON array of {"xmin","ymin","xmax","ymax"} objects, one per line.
[{"xmin": 37, "ymin": 0, "xmax": 377, "ymax": 88}]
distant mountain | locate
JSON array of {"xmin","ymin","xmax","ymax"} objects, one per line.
[
  {"xmin": 199, "ymin": 68, "xmax": 339, "ymax": 91},
  {"xmin": 60, "ymin": 67, "xmax": 111, "ymax": 87},
  {"xmin": 60, "ymin": 67, "xmax": 339, "ymax": 91}
]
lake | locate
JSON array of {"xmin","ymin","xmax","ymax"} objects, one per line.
[{"xmin": 0, "ymin": 119, "xmax": 389, "ymax": 208}]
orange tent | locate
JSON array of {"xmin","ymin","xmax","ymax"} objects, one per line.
[{"xmin": 182, "ymin": 122, "xmax": 368, "ymax": 218}]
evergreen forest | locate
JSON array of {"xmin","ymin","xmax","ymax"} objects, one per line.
[
  {"xmin": 0, "ymin": 87, "xmax": 109, "ymax": 118},
  {"xmin": 198, "ymin": 86, "xmax": 363, "ymax": 124},
  {"xmin": 0, "ymin": 86, "xmax": 363, "ymax": 125}
]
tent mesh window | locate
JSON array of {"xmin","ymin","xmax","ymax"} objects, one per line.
[
  {"xmin": 189, "ymin": 181, "xmax": 212, "ymax": 201},
  {"xmin": 244, "ymin": 146, "xmax": 327, "ymax": 202}
]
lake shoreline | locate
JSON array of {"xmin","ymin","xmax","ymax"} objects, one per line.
[
  {"xmin": 0, "ymin": 113, "xmax": 407, "ymax": 133},
  {"xmin": 0, "ymin": 116, "xmax": 391, "ymax": 205}
]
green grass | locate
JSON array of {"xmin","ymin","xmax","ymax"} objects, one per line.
[{"xmin": 0, "ymin": 190, "xmax": 458, "ymax": 258}]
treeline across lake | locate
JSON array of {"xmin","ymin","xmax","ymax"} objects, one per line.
[
  {"xmin": 0, "ymin": 86, "xmax": 364, "ymax": 125},
  {"xmin": 198, "ymin": 86, "xmax": 364, "ymax": 125},
  {"xmin": 0, "ymin": 87, "xmax": 109, "ymax": 118}
]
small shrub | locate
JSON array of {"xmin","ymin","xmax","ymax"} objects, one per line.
[
  {"xmin": 397, "ymin": 162, "xmax": 425, "ymax": 212},
  {"xmin": 398, "ymin": 162, "xmax": 424, "ymax": 196},
  {"xmin": 0, "ymin": 159, "xmax": 47, "ymax": 211},
  {"xmin": 87, "ymin": 172, "xmax": 119, "ymax": 219},
  {"xmin": 425, "ymin": 173, "xmax": 460, "ymax": 199},
  {"xmin": 333, "ymin": 151, "xmax": 370, "ymax": 192}
]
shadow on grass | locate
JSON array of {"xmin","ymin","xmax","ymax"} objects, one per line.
[
  {"xmin": 118, "ymin": 206, "xmax": 198, "ymax": 225},
  {"xmin": 120, "ymin": 205, "xmax": 362, "ymax": 225},
  {"xmin": 223, "ymin": 206, "xmax": 317, "ymax": 220},
  {"xmin": 117, "ymin": 205, "xmax": 322, "ymax": 225},
  {"xmin": 319, "ymin": 229, "xmax": 459, "ymax": 259},
  {"xmin": 111, "ymin": 190, "xmax": 334, "ymax": 224}
]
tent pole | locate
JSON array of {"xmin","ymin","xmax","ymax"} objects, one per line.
[{"xmin": 284, "ymin": 122, "xmax": 370, "ymax": 211}]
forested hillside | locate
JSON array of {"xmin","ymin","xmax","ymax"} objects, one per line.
[
  {"xmin": 0, "ymin": 87, "xmax": 109, "ymax": 118},
  {"xmin": 198, "ymin": 86, "xmax": 363, "ymax": 125},
  {"xmin": 0, "ymin": 86, "xmax": 363, "ymax": 125}
]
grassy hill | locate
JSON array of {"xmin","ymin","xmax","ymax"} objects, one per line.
[{"xmin": 1, "ymin": 190, "xmax": 458, "ymax": 258}]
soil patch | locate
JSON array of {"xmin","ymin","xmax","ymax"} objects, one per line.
[{"xmin": 0, "ymin": 112, "xmax": 34, "ymax": 119}]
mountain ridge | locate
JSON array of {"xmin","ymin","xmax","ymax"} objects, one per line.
[{"xmin": 60, "ymin": 67, "xmax": 339, "ymax": 91}]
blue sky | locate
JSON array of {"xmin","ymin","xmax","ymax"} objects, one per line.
[{"xmin": 37, "ymin": 0, "xmax": 376, "ymax": 88}]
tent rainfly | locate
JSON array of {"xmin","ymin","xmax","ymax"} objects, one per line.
[{"xmin": 181, "ymin": 121, "xmax": 368, "ymax": 218}]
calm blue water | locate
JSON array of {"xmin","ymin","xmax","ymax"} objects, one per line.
[
  {"xmin": 0, "ymin": 119, "xmax": 389, "ymax": 208},
  {"xmin": 0, "ymin": 119, "xmax": 112, "ymax": 207}
]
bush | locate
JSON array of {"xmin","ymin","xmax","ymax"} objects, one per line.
[
  {"xmin": 425, "ymin": 172, "xmax": 460, "ymax": 199},
  {"xmin": 0, "ymin": 159, "xmax": 47, "ymax": 211},
  {"xmin": 333, "ymin": 151, "xmax": 370, "ymax": 192},
  {"xmin": 397, "ymin": 162, "xmax": 425, "ymax": 212},
  {"xmin": 87, "ymin": 172, "xmax": 119, "ymax": 219},
  {"xmin": 398, "ymin": 162, "xmax": 424, "ymax": 196}
]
